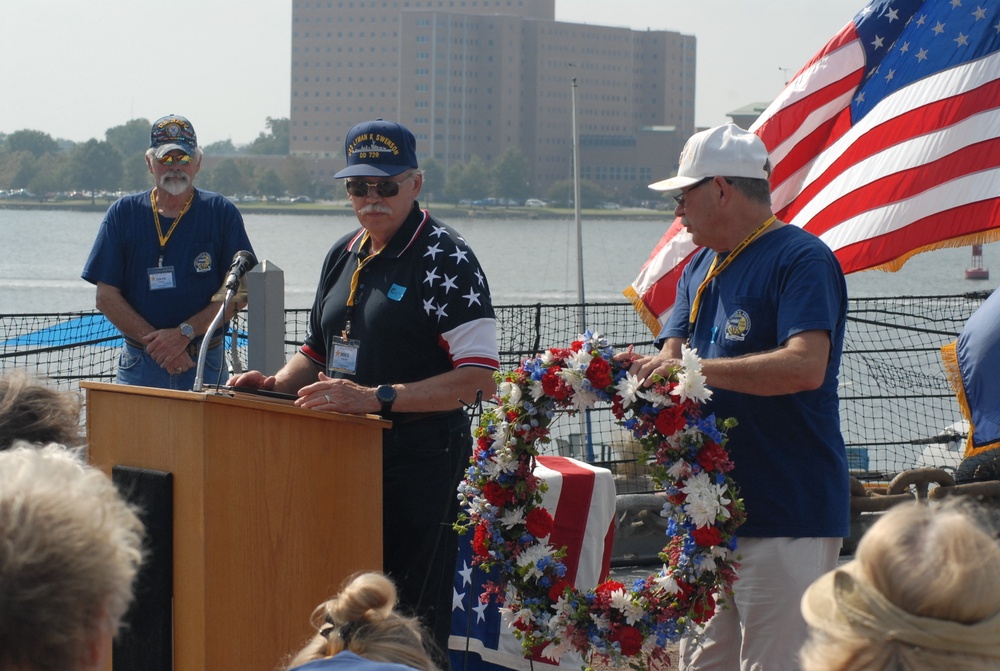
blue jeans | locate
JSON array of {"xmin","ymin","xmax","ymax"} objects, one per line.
[{"xmin": 115, "ymin": 342, "xmax": 224, "ymax": 390}]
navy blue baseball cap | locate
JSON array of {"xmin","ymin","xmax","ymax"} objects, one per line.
[
  {"xmin": 150, "ymin": 115, "xmax": 198, "ymax": 159},
  {"xmin": 334, "ymin": 119, "xmax": 418, "ymax": 178}
]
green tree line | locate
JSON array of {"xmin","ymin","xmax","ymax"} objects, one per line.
[{"xmin": 0, "ymin": 119, "xmax": 619, "ymax": 207}]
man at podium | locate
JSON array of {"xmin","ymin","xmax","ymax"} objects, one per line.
[{"xmin": 229, "ymin": 119, "xmax": 499, "ymax": 664}]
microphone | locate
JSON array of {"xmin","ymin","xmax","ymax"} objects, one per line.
[
  {"xmin": 225, "ymin": 250, "xmax": 256, "ymax": 291},
  {"xmin": 194, "ymin": 250, "xmax": 256, "ymax": 392}
]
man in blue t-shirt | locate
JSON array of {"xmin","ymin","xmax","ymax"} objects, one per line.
[
  {"xmin": 624, "ymin": 124, "xmax": 850, "ymax": 670},
  {"xmin": 82, "ymin": 114, "xmax": 254, "ymax": 390}
]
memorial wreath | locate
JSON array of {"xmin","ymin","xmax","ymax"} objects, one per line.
[{"xmin": 456, "ymin": 332, "xmax": 745, "ymax": 670}]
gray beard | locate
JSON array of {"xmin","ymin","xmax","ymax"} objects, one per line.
[{"xmin": 159, "ymin": 173, "xmax": 191, "ymax": 196}]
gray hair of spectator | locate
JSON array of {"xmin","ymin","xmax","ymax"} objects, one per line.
[
  {"xmin": 726, "ymin": 159, "xmax": 772, "ymax": 206},
  {"xmin": 0, "ymin": 371, "xmax": 83, "ymax": 450},
  {"xmin": 800, "ymin": 500, "xmax": 1000, "ymax": 671},
  {"xmin": 0, "ymin": 444, "xmax": 145, "ymax": 671}
]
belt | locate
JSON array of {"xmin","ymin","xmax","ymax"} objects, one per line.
[{"xmin": 124, "ymin": 334, "xmax": 224, "ymax": 358}]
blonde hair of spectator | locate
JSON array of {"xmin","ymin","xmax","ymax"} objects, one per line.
[
  {"xmin": 0, "ymin": 370, "xmax": 83, "ymax": 449},
  {"xmin": 0, "ymin": 443, "xmax": 145, "ymax": 671},
  {"xmin": 286, "ymin": 572, "xmax": 439, "ymax": 671},
  {"xmin": 800, "ymin": 499, "xmax": 1000, "ymax": 670}
]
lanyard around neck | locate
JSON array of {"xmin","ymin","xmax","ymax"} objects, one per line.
[
  {"xmin": 150, "ymin": 189, "xmax": 195, "ymax": 264},
  {"xmin": 688, "ymin": 215, "xmax": 777, "ymax": 327},
  {"xmin": 341, "ymin": 232, "xmax": 382, "ymax": 341}
]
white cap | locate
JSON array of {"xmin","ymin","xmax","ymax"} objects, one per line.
[{"xmin": 649, "ymin": 123, "xmax": 770, "ymax": 193}]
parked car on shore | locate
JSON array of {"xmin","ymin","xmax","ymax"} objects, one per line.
[{"xmin": 525, "ymin": 198, "xmax": 547, "ymax": 207}]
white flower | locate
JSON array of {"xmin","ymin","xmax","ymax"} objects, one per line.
[
  {"xmin": 609, "ymin": 589, "xmax": 645, "ymax": 625},
  {"xmin": 666, "ymin": 459, "xmax": 692, "ymax": 481},
  {"xmin": 516, "ymin": 542, "xmax": 554, "ymax": 580},
  {"xmin": 569, "ymin": 385, "xmax": 600, "ymax": 411},
  {"xmin": 654, "ymin": 568, "xmax": 680, "ymax": 595},
  {"xmin": 675, "ymin": 345, "xmax": 712, "ymax": 402},
  {"xmin": 615, "ymin": 372, "xmax": 643, "ymax": 409},
  {"xmin": 695, "ymin": 553, "xmax": 718, "ymax": 574},
  {"xmin": 498, "ymin": 380, "xmax": 521, "ymax": 408},
  {"xmin": 499, "ymin": 507, "xmax": 526, "ymax": 529},
  {"xmin": 640, "ymin": 385, "xmax": 673, "ymax": 408},
  {"xmin": 682, "ymin": 472, "xmax": 729, "ymax": 528},
  {"xmin": 528, "ymin": 379, "xmax": 545, "ymax": 401}
]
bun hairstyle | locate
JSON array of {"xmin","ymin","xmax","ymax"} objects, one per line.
[{"xmin": 286, "ymin": 572, "xmax": 439, "ymax": 671}]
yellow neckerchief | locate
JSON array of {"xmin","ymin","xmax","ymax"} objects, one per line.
[
  {"xmin": 689, "ymin": 215, "xmax": 778, "ymax": 326},
  {"xmin": 150, "ymin": 189, "xmax": 195, "ymax": 265}
]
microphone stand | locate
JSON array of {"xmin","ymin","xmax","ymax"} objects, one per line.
[{"xmin": 193, "ymin": 286, "xmax": 236, "ymax": 393}]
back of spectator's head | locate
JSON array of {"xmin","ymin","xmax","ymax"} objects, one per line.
[
  {"xmin": 287, "ymin": 572, "xmax": 439, "ymax": 671},
  {"xmin": 0, "ymin": 444, "xmax": 145, "ymax": 671},
  {"xmin": 0, "ymin": 371, "xmax": 82, "ymax": 449},
  {"xmin": 800, "ymin": 500, "xmax": 1000, "ymax": 670}
]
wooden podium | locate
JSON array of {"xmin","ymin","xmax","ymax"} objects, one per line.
[{"xmin": 82, "ymin": 382, "xmax": 389, "ymax": 671}]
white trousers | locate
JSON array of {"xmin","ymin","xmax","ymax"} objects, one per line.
[{"xmin": 679, "ymin": 536, "xmax": 842, "ymax": 671}]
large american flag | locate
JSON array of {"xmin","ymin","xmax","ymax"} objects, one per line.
[{"xmin": 626, "ymin": 0, "xmax": 1000, "ymax": 337}]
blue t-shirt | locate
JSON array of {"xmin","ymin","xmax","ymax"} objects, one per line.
[
  {"xmin": 82, "ymin": 188, "xmax": 254, "ymax": 335},
  {"xmin": 662, "ymin": 224, "xmax": 850, "ymax": 538}
]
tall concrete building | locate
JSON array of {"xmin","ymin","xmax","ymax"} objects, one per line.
[{"xmin": 290, "ymin": 0, "xmax": 695, "ymax": 201}]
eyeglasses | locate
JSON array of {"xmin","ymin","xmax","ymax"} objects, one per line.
[
  {"xmin": 157, "ymin": 153, "xmax": 193, "ymax": 166},
  {"xmin": 345, "ymin": 175, "xmax": 413, "ymax": 198},
  {"xmin": 672, "ymin": 176, "xmax": 714, "ymax": 206}
]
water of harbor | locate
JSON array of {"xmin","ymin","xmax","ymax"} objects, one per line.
[{"xmin": 1, "ymin": 207, "xmax": 997, "ymax": 314}]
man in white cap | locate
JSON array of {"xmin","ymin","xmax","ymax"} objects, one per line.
[
  {"xmin": 624, "ymin": 123, "xmax": 850, "ymax": 669},
  {"xmin": 83, "ymin": 114, "xmax": 254, "ymax": 389}
]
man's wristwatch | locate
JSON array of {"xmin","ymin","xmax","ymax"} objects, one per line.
[
  {"xmin": 179, "ymin": 323, "xmax": 195, "ymax": 340},
  {"xmin": 375, "ymin": 384, "xmax": 397, "ymax": 413}
]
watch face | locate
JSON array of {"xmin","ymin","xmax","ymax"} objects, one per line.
[
  {"xmin": 377, "ymin": 385, "xmax": 396, "ymax": 404},
  {"xmin": 180, "ymin": 323, "xmax": 194, "ymax": 338}
]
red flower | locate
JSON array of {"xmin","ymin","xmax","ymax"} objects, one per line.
[
  {"xmin": 541, "ymin": 369, "xmax": 574, "ymax": 402},
  {"xmin": 483, "ymin": 481, "xmax": 514, "ymax": 506},
  {"xmin": 472, "ymin": 524, "xmax": 490, "ymax": 560},
  {"xmin": 691, "ymin": 525, "xmax": 723, "ymax": 547},
  {"xmin": 548, "ymin": 579, "xmax": 571, "ymax": 602},
  {"xmin": 696, "ymin": 441, "xmax": 731, "ymax": 473},
  {"xmin": 654, "ymin": 405, "xmax": 687, "ymax": 436},
  {"xmin": 693, "ymin": 593, "xmax": 716, "ymax": 623},
  {"xmin": 595, "ymin": 580, "xmax": 626, "ymax": 602},
  {"xmin": 585, "ymin": 356, "xmax": 613, "ymax": 389},
  {"xmin": 525, "ymin": 507, "xmax": 554, "ymax": 538},
  {"xmin": 610, "ymin": 625, "xmax": 644, "ymax": 656}
]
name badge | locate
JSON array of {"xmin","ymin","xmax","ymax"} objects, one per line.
[
  {"xmin": 329, "ymin": 339, "xmax": 361, "ymax": 375},
  {"xmin": 148, "ymin": 266, "xmax": 176, "ymax": 291}
]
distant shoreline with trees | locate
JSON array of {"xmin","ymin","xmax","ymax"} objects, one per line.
[{"xmin": 1, "ymin": 117, "xmax": 674, "ymax": 212}]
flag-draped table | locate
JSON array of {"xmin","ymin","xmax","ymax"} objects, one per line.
[{"xmin": 449, "ymin": 456, "xmax": 616, "ymax": 671}]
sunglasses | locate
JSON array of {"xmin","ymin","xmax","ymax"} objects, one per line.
[
  {"xmin": 672, "ymin": 176, "xmax": 714, "ymax": 206},
  {"xmin": 345, "ymin": 175, "xmax": 413, "ymax": 198},
  {"xmin": 157, "ymin": 153, "xmax": 193, "ymax": 166}
]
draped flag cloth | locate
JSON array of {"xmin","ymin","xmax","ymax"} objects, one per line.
[
  {"xmin": 626, "ymin": 0, "xmax": 1000, "ymax": 337},
  {"xmin": 448, "ymin": 456, "xmax": 616, "ymax": 671},
  {"xmin": 941, "ymin": 289, "xmax": 1000, "ymax": 458}
]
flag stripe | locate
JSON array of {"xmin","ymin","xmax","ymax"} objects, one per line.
[
  {"xmin": 807, "ymin": 134, "xmax": 1000, "ymax": 242},
  {"xmin": 780, "ymin": 57, "xmax": 1000, "ymax": 226}
]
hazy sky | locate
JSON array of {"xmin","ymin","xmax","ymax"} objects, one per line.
[{"xmin": 1, "ymin": 0, "xmax": 865, "ymax": 146}]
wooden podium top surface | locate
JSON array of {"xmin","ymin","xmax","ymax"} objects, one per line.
[{"xmin": 81, "ymin": 380, "xmax": 391, "ymax": 429}]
